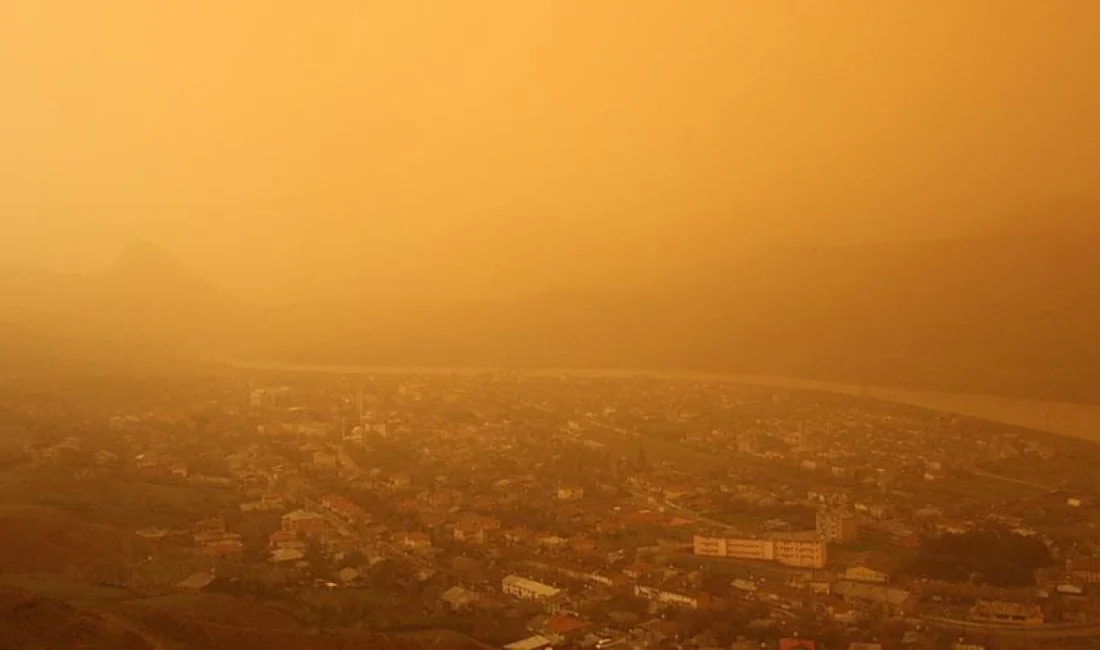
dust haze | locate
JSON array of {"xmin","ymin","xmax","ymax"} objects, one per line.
[
  {"xmin": 2, "ymin": 1, "xmax": 1098, "ymax": 303},
  {"xmin": 7, "ymin": 5, "xmax": 1100, "ymax": 649},
  {"xmin": 2, "ymin": 2, "xmax": 1100, "ymax": 400}
]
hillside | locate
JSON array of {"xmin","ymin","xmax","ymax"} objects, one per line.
[
  {"xmin": 0, "ymin": 583, "xmax": 493, "ymax": 650},
  {"xmin": 0, "ymin": 242, "xmax": 256, "ymax": 358}
]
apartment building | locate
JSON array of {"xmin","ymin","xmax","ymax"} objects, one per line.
[
  {"xmin": 692, "ymin": 534, "xmax": 827, "ymax": 569},
  {"xmin": 502, "ymin": 575, "xmax": 562, "ymax": 600},
  {"xmin": 772, "ymin": 535, "xmax": 828, "ymax": 569},
  {"xmin": 816, "ymin": 509, "xmax": 858, "ymax": 543}
]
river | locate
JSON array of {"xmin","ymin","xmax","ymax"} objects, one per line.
[{"xmin": 228, "ymin": 360, "xmax": 1100, "ymax": 442}]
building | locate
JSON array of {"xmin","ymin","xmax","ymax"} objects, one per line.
[
  {"xmin": 968, "ymin": 600, "xmax": 1043, "ymax": 626},
  {"xmin": 199, "ymin": 538, "xmax": 243, "ymax": 559},
  {"xmin": 312, "ymin": 451, "xmax": 338, "ymax": 468},
  {"xmin": 844, "ymin": 553, "xmax": 894, "ymax": 583},
  {"xmin": 281, "ymin": 509, "xmax": 327, "ymax": 535},
  {"xmin": 834, "ymin": 581, "xmax": 914, "ymax": 615},
  {"xmin": 1067, "ymin": 557, "xmax": 1100, "ymax": 584},
  {"xmin": 633, "ymin": 585, "xmax": 707, "ymax": 609},
  {"xmin": 844, "ymin": 565, "xmax": 890, "ymax": 584},
  {"xmin": 556, "ymin": 486, "xmax": 585, "ymax": 500},
  {"xmin": 692, "ymin": 534, "xmax": 827, "ymax": 569},
  {"xmin": 771, "ymin": 535, "xmax": 828, "ymax": 568},
  {"xmin": 320, "ymin": 494, "xmax": 370, "ymax": 525},
  {"xmin": 502, "ymin": 575, "xmax": 561, "ymax": 600},
  {"xmin": 694, "ymin": 536, "xmax": 773, "ymax": 561},
  {"xmin": 401, "ymin": 531, "xmax": 432, "ymax": 550},
  {"xmin": 452, "ymin": 521, "xmax": 488, "ymax": 544},
  {"xmin": 816, "ymin": 510, "xmax": 858, "ymax": 543},
  {"xmin": 440, "ymin": 586, "xmax": 480, "ymax": 611}
]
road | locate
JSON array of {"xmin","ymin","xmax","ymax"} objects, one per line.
[
  {"xmin": 968, "ymin": 467, "xmax": 1055, "ymax": 492},
  {"xmin": 922, "ymin": 615, "xmax": 1100, "ymax": 640}
]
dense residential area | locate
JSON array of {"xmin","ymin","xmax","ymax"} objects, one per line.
[{"xmin": 4, "ymin": 366, "xmax": 1100, "ymax": 649}]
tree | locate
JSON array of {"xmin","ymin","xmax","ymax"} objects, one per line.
[{"xmin": 909, "ymin": 527, "xmax": 1055, "ymax": 586}]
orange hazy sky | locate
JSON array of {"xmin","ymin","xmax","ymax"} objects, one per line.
[{"xmin": 1, "ymin": 1, "xmax": 1097, "ymax": 303}]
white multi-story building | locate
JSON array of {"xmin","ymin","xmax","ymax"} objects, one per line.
[
  {"xmin": 694, "ymin": 536, "xmax": 775, "ymax": 561},
  {"xmin": 771, "ymin": 535, "xmax": 828, "ymax": 568},
  {"xmin": 692, "ymin": 534, "xmax": 827, "ymax": 569},
  {"xmin": 633, "ymin": 585, "xmax": 704, "ymax": 609},
  {"xmin": 502, "ymin": 575, "xmax": 561, "ymax": 600}
]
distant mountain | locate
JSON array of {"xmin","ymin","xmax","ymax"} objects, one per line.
[
  {"xmin": 970, "ymin": 195, "xmax": 1100, "ymax": 237},
  {"xmin": 0, "ymin": 242, "xmax": 256, "ymax": 364},
  {"xmin": 5, "ymin": 231, "xmax": 1100, "ymax": 403},
  {"xmin": 247, "ymin": 232, "xmax": 1100, "ymax": 403}
]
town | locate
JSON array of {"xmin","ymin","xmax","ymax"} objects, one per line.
[{"xmin": 5, "ymin": 365, "xmax": 1100, "ymax": 650}]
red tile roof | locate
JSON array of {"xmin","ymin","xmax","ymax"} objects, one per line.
[{"xmin": 545, "ymin": 614, "xmax": 592, "ymax": 634}]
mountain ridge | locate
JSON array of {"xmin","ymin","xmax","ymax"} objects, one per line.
[{"xmin": 3, "ymin": 231, "xmax": 1100, "ymax": 402}]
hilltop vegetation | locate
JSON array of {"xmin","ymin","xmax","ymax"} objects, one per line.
[
  {"xmin": 909, "ymin": 528, "xmax": 1056, "ymax": 587},
  {"xmin": 0, "ymin": 582, "xmax": 492, "ymax": 650}
]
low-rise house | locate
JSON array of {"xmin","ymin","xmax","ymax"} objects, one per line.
[
  {"xmin": 321, "ymin": 494, "xmax": 370, "ymax": 524},
  {"xmin": 834, "ymin": 580, "xmax": 915, "ymax": 615},
  {"xmin": 260, "ymin": 493, "xmax": 285, "ymax": 508},
  {"xmin": 502, "ymin": 635, "xmax": 552, "ymax": 650},
  {"xmin": 540, "ymin": 613, "xmax": 593, "ymax": 643},
  {"xmin": 321, "ymin": 531, "xmax": 358, "ymax": 554},
  {"xmin": 828, "ymin": 600, "xmax": 860, "ymax": 624},
  {"xmin": 268, "ymin": 530, "xmax": 307, "ymax": 551},
  {"xmin": 452, "ymin": 521, "xmax": 487, "ymax": 544},
  {"xmin": 504, "ymin": 528, "xmax": 532, "ymax": 545},
  {"xmin": 270, "ymin": 548, "xmax": 305, "ymax": 563},
  {"xmin": 843, "ymin": 554, "xmax": 895, "ymax": 584},
  {"xmin": 633, "ymin": 584, "xmax": 707, "ymax": 610},
  {"xmin": 933, "ymin": 519, "xmax": 975, "ymax": 535},
  {"xmin": 816, "ymin": 509, "xmax": 858, "ymax": 543},
  {"xmin": 556, "ymin": 486, "xmax": 585, "ymax": 500},
  {"xmin": 1066, "ymin": 557, "xmax": 1100, "ymax": 584},
  {"xmin": 440, "ymin": 585, "xmax": 481, "ymax": 611},
  {"xmin": 281, "ymin": 510, "xmax": 327, "ymax": 535},
  {"xmin": 200, "ymin": 538, "xmax": 243, "ymax": 559},
  {"xmin": 93, "ymin": 450, "xmax": 120, "ymax": 466},
  {"xmin": 623, "ymin": 563, "xmax": 655, "ymax": 580},
  {"xmin": 135, "ymin": 527, "xmax": 168, "ymax": 541},
  {"xmin": 176, "ymin": 572, "xmax": 215, "ymax": 591},
  {"xmin": 312, "ymin": 451, "xmax": 338, "ymax": 468},
  {"xmin": 399, "ymin": 531, "xmax": 433, "ymax": 550},
  {"xmin": 537, "ymin": 535, "xmax": 570, "ymax": 550},
  {"xmin": 194, "ymin": 517, "xmax": 226, "ymax": 535},
  {"xmin": 693, "ymin": 534, "xmax": 828, "ymax": 568}
]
